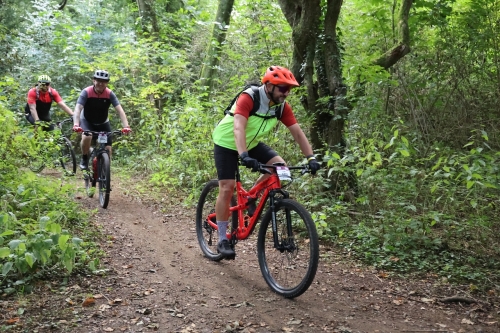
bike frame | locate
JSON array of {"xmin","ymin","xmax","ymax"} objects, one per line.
[
  {"xmin": 28, "ymin": 118, "xmax": 76, "ymax": 173},
  {"xmin": 84, "ymin": 131, "xmax": 114, "ymax": 176},
  {"xmin": 205, "ymin": 164, "xmax": 305, "ymax": 241}
]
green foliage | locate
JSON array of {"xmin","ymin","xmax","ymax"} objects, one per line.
[
  {"xmin": 0, "ymin": 103, "xmax": 99, "ymax": 293},
  {"xmin": 311, "ymin": 114, "xmax": 500, "ymax": 287}
]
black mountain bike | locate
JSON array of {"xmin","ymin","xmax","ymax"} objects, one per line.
[
  {"xmin": 81, "ymin": 130, "xmax": 122, "ymax": 209},
  {"xmin": 28, "ymin": 118, "xmax": 77, "ymax": 175}
]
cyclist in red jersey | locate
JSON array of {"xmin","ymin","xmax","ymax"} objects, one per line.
[
  {"xmin": 72, "ymin": 70, "xmax": 131, "ymax": 169},
  {"xmin": 25, "ymin": 75, "xmax": 74, "ymax": 131}
]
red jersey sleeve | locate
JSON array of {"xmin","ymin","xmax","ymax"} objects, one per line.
[
  {"xmin": 27, "ymin": 89, "xmax": 37, "ymax": 104},
  {"xmin": 279, "ymin": 103, "xmax": 297, "ymax": 127},
  {"xmin": 233, "ymin": 93, "xmax": 254, "ymax": 118},
  {"xmin": 50, "ymin": 88, "xmax": 63, "ymax": 103}
]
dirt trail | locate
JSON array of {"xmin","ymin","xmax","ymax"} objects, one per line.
[{"xmin": 3, "ymin": 173, "xmax": 498, "ymax": 333}]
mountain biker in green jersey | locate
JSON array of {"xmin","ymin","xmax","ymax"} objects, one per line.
[{"xmin": 212, "ymin": 65, "xmax": 320, "ymax": 259}]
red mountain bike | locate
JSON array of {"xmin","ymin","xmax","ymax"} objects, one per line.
[{"xmin": 196, "ymin": 163, "xmax": 319, "ymax": 298}]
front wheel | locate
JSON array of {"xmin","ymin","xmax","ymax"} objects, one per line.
[
  {"xmin": 195, "ymin": 180, "xmax": 237, "ymax": 261},
  {"xmin": 28, "ymin": 154, "xmax": 45, "ymax": 173},
  {"xmin": 98, "ymin": 153, "xmax": 111, "ymax": 208},
  {"xmin": 257, "ymin": 199, "xmax": 319, "ymax": 298}
]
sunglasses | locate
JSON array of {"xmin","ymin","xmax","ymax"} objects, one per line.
[
  {"xmin": 39, "ymin": 82, "xmax": 50, "ymax": 87},
  {"xmin": 276, "ymin": 85, "xmax": 291, "ymax": 94}
]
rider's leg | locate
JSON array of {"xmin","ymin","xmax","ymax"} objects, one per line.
[
  {"xmin": 253, "ymin": 155, "xmax": 285, "ymax": 185},
  {"xmin": 215, "ymin": 179, "xmax": 236, "ymax": 258},
  {"xmin": 215, "ymin": 179, "xmax": 236, "ymax": 232},
  {"xmin": 105, "ymin": 145, "xmax": 112, "ymax": 159},
  {"xmin": 248, "ymin": 143, "xmax": 283, "ymax": 186},
  {"xmin": 213, "ymin": 144, "xmax": 238, "ymax": 258},
  {"xmin": 79, "ymin": 134, "xmax": 92, "ymax": 169},
  {"xmin": 81, "ymin": 134, "xmax": 92, "ymax": 156}
]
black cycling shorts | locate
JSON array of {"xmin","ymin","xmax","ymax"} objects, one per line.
[
  {"xmin": 214, "ymin": 142, "xmax": 278, "ymax": 180},
  {"xmin": 80, "ymin": 118, "xmax": 113, "ymax": 145}
]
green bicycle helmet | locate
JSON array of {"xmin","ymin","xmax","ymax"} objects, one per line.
[{"xmin": 38, "ymin": 75, "xmax": 51, "ymax": 83}]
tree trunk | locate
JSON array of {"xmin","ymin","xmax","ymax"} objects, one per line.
[
  {"xmin": 165, "ymin": 0, "xmax": 183, "ymax": 13},
  {"xmin": 58, "ymin": 0, "xmax": 68, "ymax": 10},
  {"xmin": 199, "ymin": 0, "xmax": 235, "ymax": 95},
  {"xmin": 278, "ymin": 0, "xmax": 413, "ymax": 195},
  {"xmin": 136, "ymin": 0, "xmax": 159, "ymax": 35},
  {"xmin": 373, "ymin": 0, "xmax": 413, "ymax": 69}
]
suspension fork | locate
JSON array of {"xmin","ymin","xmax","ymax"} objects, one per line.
[{"xmin": 269, "ymin": 189, "xmax": 290, "ymax": 249}]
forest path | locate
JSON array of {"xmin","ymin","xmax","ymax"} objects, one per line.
[
  {"xmin": 66, "ymin": 173, "xmax": 498, "ymax": 333},
  {"xmin": 3, "ymin": 171, "xmax": 497, "ymax": 333}
]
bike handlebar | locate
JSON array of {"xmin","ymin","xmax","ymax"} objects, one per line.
[
  {"xmin": 82, "ymin": 130, "xmax": 123, "ymax": 136},
  {"xmin": 56, "ymin": 117, "xmax": 73, "ymax": 126},
  {"xmin": 257, "ymin": 163, "xmax": 311, "ymax": 175},
  {"xmin": 34, "ymin": 117, "xmax": 73, "ymax": 129}
]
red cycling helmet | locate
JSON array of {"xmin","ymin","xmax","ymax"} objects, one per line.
[{"xmin": 262, "ymin": 66, "xmax": 300, "ymax": 87}]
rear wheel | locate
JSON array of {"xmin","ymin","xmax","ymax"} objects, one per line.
[
  {"xmin": 28, "ymin": 154, "xmax": 45, "ymax": 173},
  {"xmin": 257, "ymin": 199, "xmax": 319, "ymax": 298},
  {"xmin": 98, "ymin": 153, "xmax": 111, "ymax": 208},
  {"xmin": 195, "ymin": 180, "xmax": 237, "ymax": 261},
  {"xmin": 58, "ymin": 137, "xmax": 76, "ymax": 175}
]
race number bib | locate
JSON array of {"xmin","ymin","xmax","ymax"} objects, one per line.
[
  {"xmin": 276, "ymin": 166, "xmax": 291, "ymax": 181},
  {"xmin": 97, "ymin": 133, "xmax": 107, "ymax": 143}
]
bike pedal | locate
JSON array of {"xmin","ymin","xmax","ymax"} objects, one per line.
[{"xmin": 223, "ymin": 254, "xmax": 236, "ymax": 260}]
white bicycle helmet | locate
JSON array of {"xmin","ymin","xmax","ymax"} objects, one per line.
[{"xmin": 93, "ymin": 69, "xmax": 110, "ymax": 81}]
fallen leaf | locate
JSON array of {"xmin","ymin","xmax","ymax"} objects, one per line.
[
  {"xmin": 5, "ymin": 317, "xmax": 19, "ymax": 325},
  {"xmin": 82, "ymin": 297, "xmax": 96, "ymax": 307},
  {"xmin": 136, "ymin": 308, "xmax": 152, "ymax": 315},
  {"xmin": 93, "ymin": 294, "xmax": 104, "ymax": 299},
  {"xmin": 421, "ymin": 298, "xmax": 435, "ymax": 303},
  {"xmin": 393, "ymin": 299, "xmax": 404, "ymax": 305},
  {"xmin": 109, "ymin": 298, "xmax": 123, "ymax": 305},
  {"xmin": 65, "ymin": 298, "xmax": 75, "ymax": 305},
  {"xmin": 99, "ymin": 304, "xmax": 111, "ymax": 311},
  {"xmin": 461, "ymin": 318, "xmax": 474, "ymax": 325},
  {"xmin": 103, "ymin": 327, "xmax": 114, "ymax": 332}
]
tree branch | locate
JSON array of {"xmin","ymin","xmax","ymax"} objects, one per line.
[{"xmin": 373, "ymin": 0, "xmax": 413, "ymax": 69}]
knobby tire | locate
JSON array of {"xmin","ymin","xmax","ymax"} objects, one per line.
[
  {"xmin": 98, "ymin": 153, "xmax": 111, "ymax": 209},
  {"xmin": 59, "ymin": 137, "xmax": 76, "ymax": 175},
  {"xmin": 195, "ymin": 180, "xmax": 237, "ymax": 261},
  {"xmin": 257, "ymin": 198, "xmax": 319, "ymax": 298}
]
